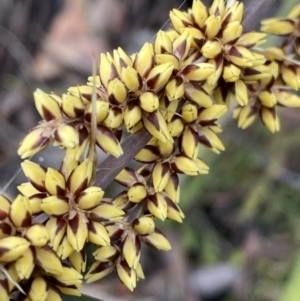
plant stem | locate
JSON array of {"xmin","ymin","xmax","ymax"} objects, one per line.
[{"xmin": 94, "ymin": 129, "xmax": 151, "ymax": 189}]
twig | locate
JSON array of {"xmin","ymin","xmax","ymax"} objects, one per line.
[
  {"xmin": 94, "ymin": 129, "xmax": 151, "ymax": 189},
  {"xmin": 94, "ymin": 0, "xmax": 279, "ymax": 190}
]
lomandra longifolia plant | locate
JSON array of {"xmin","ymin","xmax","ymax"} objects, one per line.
[{"xmin": 1, "ymin": 0, "xmax": 300, "ymax": 300}]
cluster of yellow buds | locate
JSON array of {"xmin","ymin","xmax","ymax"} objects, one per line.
[
  {"xmin": 0, "ymin": 194, "xmax": 83, "ymax": 300},
  {"xmin": 234, "ymin": 3, "xmax": 300, "ymax": 132},
  {"xmin": 1, "ymin": 0, "xmax": 300, "ymax": 300}
]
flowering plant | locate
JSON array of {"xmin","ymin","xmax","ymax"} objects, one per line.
[{"xmin": 1, "ymin": 0, "xmax": 300, "ymax": 300}]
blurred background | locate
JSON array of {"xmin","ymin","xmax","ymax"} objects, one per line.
[{"xmin": 1, "ymin": 0, "xmax": 300, "ymax": 300}]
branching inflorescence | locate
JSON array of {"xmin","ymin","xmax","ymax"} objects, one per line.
[{"xmin": 1, "ymin": 0, "xmax": 300, "ymax": 300}]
